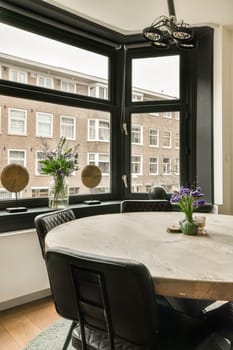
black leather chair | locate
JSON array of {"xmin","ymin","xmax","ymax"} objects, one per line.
[
  {"xmin": 148, "ymin": 186, "xmax": 168, "ymax": 200},
  {"xmin": 34, "ymin": 208, "xmax": 76, "ymax": 258},
  {"xmin": 45, "ymin": 247, "xmax": 230, "ymax": 350},
  {"xmin": 120, "ymin": 199, "xmax": 172, "ymax": 213},
  {"xmin": 34, "ymin": 208, "xmax": 76, "ymax": 350}
]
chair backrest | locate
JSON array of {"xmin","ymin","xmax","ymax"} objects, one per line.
[
  {"xmin": 45, "ymin": 248, "xmax": 158, "ymax": 349},
  {"xmin": 120, "ymin": 199, "xmax": 172, "ymax": 213},
  {"xmin": 148, "ymin": 186, "xmax": 167, "ymax": 200},
  {"xmin": 34, "ymin": 208, "xmax": 76, "ymax": 258}
]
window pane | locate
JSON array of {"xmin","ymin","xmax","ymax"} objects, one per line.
[
  {"xmin": 131, "ymin": 112, "xmax": 180, "ymax": 193},
  {"xmin": 8, "ymin": 108, "xmax": 26, "ymax": 135},
  {"xmin": 131, "ymin": 125, "xmax": 142, "ymax": 144},
  {"xmin": 0, "ymin": 23, "xmax": 109, "ymax": 100},
  {"xmin": 132, "ymin": 56, "xmax": 180, "ymax": 101},
  {"xmin": 36, "ymin": 112, "xmax": 53, "ymax": 137},
  {"xmin": 0, "ymin": 95, "xmax": 111, "ymax": 200},
  {"xmin": 8, "ymin": 150, "xmax": 25, "ymax": 166},
  {"xmin": 60, "ymin": 116, "xmax": 75, "ymax": 140},
  {"xmin": 88, "ymin": 119, "xmax": 110, "ymax": 141}
]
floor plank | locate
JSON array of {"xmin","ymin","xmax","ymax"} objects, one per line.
[{"xmin": 0, "ymin": 297, "xmax": 59, "ymax": 349}]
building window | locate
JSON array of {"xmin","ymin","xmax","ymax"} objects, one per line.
[
  {"xmin": 162, "ymin": 130, "xmax": 172, "ymax": 148},
  {"xmin": 36, "ymin": 112, "xmax": 53, "ymax": 137},
  {"xmin": 131, "ymin": 125, "xmax": 143, "ymax": 145},
  {"xmin": 175, "ymin": 158, "xmax": 180, "ymax": 175},
  {"xmin": 163, "ymin": 158, "xmax": 171, "ymax": 175},
  {"xmin": 131, "ymin": 155, "xmax": 143, "ymax": 175},
  {"xmin": 8, "ymin": 108, "xmax": 27, "ymax": 135},
  {"xmin": 88, "ymin": 119, "xmax": 110, "ymax": 141},
  {"xmin": 88, "ymin": 84, "xmax": 108, "ymax": 99},
  {"xmin": 37, "ymin": 75, "xmax": 53, "ymax": 89},
  {"xmin": 132, "ymin": 92, "xmax": 143, "ymax": 101},
  {"xmin": 8, "ymin": 149, "xmax": 26, "ymax": 166},
  {"xmin": 60, "ymin": 116, "xmax": 76, "ymax": 140},
  {"xmin": 0, "ymin": 188, "xmax": 13, "ymax": 199},
  {"xmin": 149, "ymin": 157, "xmax": 158, "ymax": 175},
  {"xmin": 88, "ymin": 153, "xmax": 110, "ymax": 175},
  {"xmin": 36, "ymin": 151, "xmax": 47, "ymax": 175},
  {"xmin": 9, "ymin": 69, "xmax": 27, "ymax": 83},
  {"xmin": 61, "ymin": 80, "xmax": 76, "ymax": 93},
  {"xmin": 31, "ymin": 187, "xmax": 49, "ymax": 198},
  {"xmin": 175, "ymin": 132, "xmax": 180, "ymax": 148},
  {"xmin": 69, "ymin": 187, "xmax": 80, "ymax": 195},
  {"xmin": 149, "ymin": 129, "xmax": 159, "ymax": 147},
  {"xmin": 131, "ymin": 184, "xmax": 142, "ymax": 193},
  {"xmin": 162, "ymin": 112, "xmax": 172, "ymax": 119}
]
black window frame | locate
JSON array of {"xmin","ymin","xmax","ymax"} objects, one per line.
[{"xmin": 0, "ymin": 0, "xmax": 213, "ymax": 218}]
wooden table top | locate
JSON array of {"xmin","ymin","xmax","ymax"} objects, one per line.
[{"xmin": 45, "ymin": 212, "xmax": 233, "ymax": 300}]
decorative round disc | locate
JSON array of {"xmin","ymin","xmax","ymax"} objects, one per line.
[
  {"xmin": 81, "ymin": 165, "xmax": 102, "ymax": 188},
  {"xmin": 1, "ymin": 164, "xmax": 29, "ymax": 192}
]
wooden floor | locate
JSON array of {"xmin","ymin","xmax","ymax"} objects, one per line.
[{"xmin": 0, "ymin": 297, "xmax": 60, "ymax": 350}]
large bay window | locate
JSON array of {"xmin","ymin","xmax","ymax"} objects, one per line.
[{"xmin": 0, "ymin": 2, "xmax": 213, "ymax": 218}]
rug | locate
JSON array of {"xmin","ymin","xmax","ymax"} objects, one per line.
[{"xmin": 24, "ymin": 319, "xmax": 74, "ymax": 350}]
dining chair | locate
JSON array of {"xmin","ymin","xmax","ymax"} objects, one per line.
[
  {"xmin": 120, "ymin": 199, "xmax": 172, "ymax": 213},
  {"xmin": 34, "ymin": 208, "xmax": 76, "ymax": 258},
  {"xmin": 148, "ymin": 185, "xmax": 168, "ymax": 200},
  {"xmin": 45, "ymin": 247, "xmax": 229, "ymax": 350},
  {"xmin": 34, "ymin": 208, "xmax": 77, "ymax": 350}
]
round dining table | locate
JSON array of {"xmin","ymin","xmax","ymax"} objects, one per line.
[{"xmin": 45, "ymin": 211, "xmax": 233, "ymax": 301}]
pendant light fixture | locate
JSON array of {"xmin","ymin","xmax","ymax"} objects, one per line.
[{"xmin": 143, "ymin": 0, "xmax": 196, "ymax": 49}]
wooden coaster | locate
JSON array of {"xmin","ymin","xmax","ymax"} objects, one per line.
[{"xmin": 167, "ymin": 225, "xmax": 182, "ymax": 233}]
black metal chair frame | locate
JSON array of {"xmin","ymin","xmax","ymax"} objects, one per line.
[
  {"xmin": 120, "ymin": 199, "xmax": 172, "ymax": 213},
  {"xmin": 34, "ymin": 208, "xmax": 76, "ymax": 350},
  {"xmin": 45, "ymin": 247, "xmax": 159, "ymax": 350}
]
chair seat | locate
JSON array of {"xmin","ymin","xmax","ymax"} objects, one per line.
[{"xmin": 72, "ymin": 325, "xmax": 148, "ymax": 350}]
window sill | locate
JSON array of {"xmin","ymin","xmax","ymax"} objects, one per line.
[{"xmin": 0, "ymin": 201, "xmax": 121, "ymax": 234}]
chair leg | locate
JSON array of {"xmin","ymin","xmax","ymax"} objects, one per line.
[{"xmin": 62, "ymin": 321, "xmax": 77, "ymax": 350}]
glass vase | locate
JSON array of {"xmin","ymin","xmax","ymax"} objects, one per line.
[
  {"xmin": 48, "ymin": 177, "xmax": 69, "ymax": 209},
  {"xmin": 181, "ymin": 217, "xmax": 198, "ymax": 235}
]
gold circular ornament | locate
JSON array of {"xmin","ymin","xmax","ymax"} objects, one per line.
[
  {"xmin": 81, "ymin": 165, "xmax": 102, "ymax": 188},
  {"xmin": 1, "ymin": 164, "xmax": 29, "ymax": 192}
]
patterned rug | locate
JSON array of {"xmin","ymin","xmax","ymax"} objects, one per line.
[{"xmin": 24, "ymin": 319, "xmax": 74, "ymax": 350}]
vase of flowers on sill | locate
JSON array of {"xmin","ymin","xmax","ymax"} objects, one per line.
[
  {"xmin": 170, "ymin": 186, "xmax": 205, "ymax": 235},
  {"xmin": 40, "ymin": 137, "xmax": 78, "ymax": 209}
]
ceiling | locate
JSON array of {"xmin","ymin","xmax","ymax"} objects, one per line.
[{"xmin": 42, "ymin": 0, "xmax": 233, "ymax": 34}]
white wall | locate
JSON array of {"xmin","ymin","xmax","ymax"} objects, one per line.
[
  {"xmin": 218, "ymin": 27, "xmax": 233, "ymax": 214},
  {"xmin": 0, "ymin": 229, "xmax": 50, "ymax": 310}
]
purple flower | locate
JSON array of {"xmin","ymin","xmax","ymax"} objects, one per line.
[{"xmin": 170, "ymin": 185, "xmax": 205, "ymax": 217}]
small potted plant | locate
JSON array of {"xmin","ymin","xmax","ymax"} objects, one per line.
[
  {"xmin": 170, "ymin": 186, "xmax": 205, "ymax": 235},
  {"xmin": 40, "ymin": 137, "xmax": 78, "ymax": 208}
]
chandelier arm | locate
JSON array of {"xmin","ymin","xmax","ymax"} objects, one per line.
[
  {"xmin": 167, "ymin": 0, "xmax": 176, "ymax": 17},
  {"xmin": 151, "ymin": 16, "xmax": 167, "ymax": 28}
]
